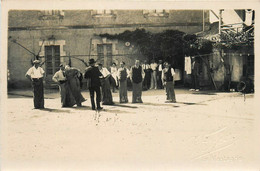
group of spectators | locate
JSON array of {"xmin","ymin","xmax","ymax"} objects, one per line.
[{"xmin": 25, "ymin": 58, "xmax": 177, "ymax": 110}]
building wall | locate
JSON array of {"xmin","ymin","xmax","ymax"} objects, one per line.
[
  {"xmin": 199, "ymin": 48, "xmax": 249, "ymax": 90},
  {"xmin": 183, "ymin": 47, "xmax": 250, "ymax": 90},
  {"xmin": 8, "ymin": 10, "xmax": 210, "ymax": 88},
  {"xmin": 9, "ymin": 10, "xmax": 209, "ymax": 30}
]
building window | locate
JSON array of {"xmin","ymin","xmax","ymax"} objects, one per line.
[
  {"xmin": 97, "ymin": 44, "xmax": 113, "ymax": 67},
  {"xmin": 97, "ymin": 44, "xmax": 104, "ymax": 61},
  {"xmin": 91, "ymin": 10, "xmax": 117, "ymax": 18},
  {"xmin": 45, "ymin": 45, "xmax": 60, "ymax": 76},
  {"xmin": 143, "ymin": 9, "xmax": 169, "ymax": 18},
  {"xmin": 39, "ymin": 10, "xmax": 64, "ymax": 20}
]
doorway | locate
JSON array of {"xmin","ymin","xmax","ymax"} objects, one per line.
[{"xmin": 45, "ymin": 45, "xmax": 60, "ymax": 85}]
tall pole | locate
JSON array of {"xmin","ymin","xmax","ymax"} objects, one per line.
[
  {"xmin": 203, "ymin": 10, "xmax": 205, "ymax": 32},
  {"xmin": 88, "ymin": 38, "xmax": 92, "ymax": 62},
  {"xmin": 219, "ymin": 9, "xmax": 223, "ymax": 35}
]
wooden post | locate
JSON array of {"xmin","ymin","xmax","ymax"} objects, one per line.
[
  {"xmin": 88, "ymin": 38, "xmax": 92, "ymax": 62},
  {"xmin": 198, "ymin": 53, "xmax": 218, "ymax": 90},
  {"xmin": 68, "ymin": 52, "xmax": 72, "ymax": 67}
]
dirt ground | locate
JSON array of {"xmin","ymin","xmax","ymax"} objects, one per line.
[{"xmin": 1, "ymin": 89, "xmax": 260, "ymax": 171}]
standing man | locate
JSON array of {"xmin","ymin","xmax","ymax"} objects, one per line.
[
  {"xmin": 130, "ymin": 60, "xmax": 145, "ymax": 103},
  {"xmin": 25, "ymin": 60, "xmax": 45, "ymax": 109},
  {"xmin": 190, "ymin": 57, "xmax": 200, "ymax": 91},
  {"xmin": 52, "ymin": 64, "xmax": 76, "ymax": 107},
  {"xmin": 117, "ymin": 61, "xmax": 129, "ymax": 103},
  {"xmin": 84, "ymin": 59, "xmax": 103, "ymax": 110},
  {"xmin": 150, "ymin": 59, "xmax": 158, "ymax": 89},
  {"xmin": 157, "ymin": 59, "xmax": 164, "ymax": 89},
  {"xmin": 142, "ymin": 60, "xmax": 151, "ymax": 91},
  {"xmin": 162, "ymin": 61, "xmax": 176, "ymax": 103}
]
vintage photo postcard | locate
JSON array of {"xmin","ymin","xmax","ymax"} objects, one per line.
[{"xmin": 1, "ymin": 0, "xmax": 260, "ymax": 170}]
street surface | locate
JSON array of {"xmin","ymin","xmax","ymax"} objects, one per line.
[{"xmin": 1, "ymin": 88, "xmax": 259, "ymax": 171}]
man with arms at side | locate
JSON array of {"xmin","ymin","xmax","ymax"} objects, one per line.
[
  {"xmin": 162, "ymin": 61, "xmax": 177, "ymax": 103},
  {"xmin": 130, "ymin": 60, "xmax": 145, "ymax": 103},
  {"xmin": 25, "ymin": 60, "xmax": 45, "ymax": 109},
  {"xmin": 150, "ymin": 59, "xmax": 158, "ymax": 89},
  {"xmin": 142, "ymin": 60, "xmax": 151, "ymax": 91},
  {"xmin": 117, "ymin": 61, "xmax": 129, "ymax": 103}
]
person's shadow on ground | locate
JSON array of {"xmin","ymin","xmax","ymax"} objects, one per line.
[{"xmin": 39, "ymin": 108, "xmax": 71, "ymax": 113}]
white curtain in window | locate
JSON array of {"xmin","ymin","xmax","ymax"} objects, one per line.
[{"xmin": 245, "ymin": 10, "xmax": 253, "ymax": 26}]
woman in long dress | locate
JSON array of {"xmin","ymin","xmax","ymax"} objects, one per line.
[
  {"xmin": 52, "ymin": 64, "xmax": 76, "ymax": 107},
  {"xmin": 110, "ymin": 63, "xmax": 118, "ymax": 93},
  {"xmin": 98, "ymin": 63, "xmax": 114, "ymax": 105},
  {"xmin": 64, "ymin": 65, "xmax": 86, "ymax": 107}
]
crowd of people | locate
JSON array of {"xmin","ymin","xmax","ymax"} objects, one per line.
[{"xmin": 25, "ymin": 58, "xmax": 177, "ymax": 110}]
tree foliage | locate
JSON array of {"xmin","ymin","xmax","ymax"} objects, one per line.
[{"xmin": 99, "ymin": 28, "xmax": 213, "ymax": 68}]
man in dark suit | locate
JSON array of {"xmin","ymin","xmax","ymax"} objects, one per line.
[
  {"xmin": 84, "ymin": 58, "xmax": 103, "ymax": 110},
  {"xmin": 191, "ymin": 57, "xmax": 200, "ymax": 91}
]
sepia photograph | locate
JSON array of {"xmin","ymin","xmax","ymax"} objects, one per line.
[{"xmin": 1, "ymin": 1, "xmax": 260, "ymax": 171}]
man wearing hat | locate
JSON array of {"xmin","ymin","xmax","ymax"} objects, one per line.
[
  {"xmin": 25, "ymin": 60, "xmax": 45, "ymax": 109},
  {"xmin": 52, "ymin": 64, "xmax": 76, "ymax": 107},
  {"xmin": 84, "ymin": 58, "xmax": 103, "ymax": 110},
  {"xmin": 162, "ymin": 61, "xmax": 177, "ymax": 103}
]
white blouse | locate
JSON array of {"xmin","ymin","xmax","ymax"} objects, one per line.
[{"xmin": 26, "ymin": 66, "xmax": 45, "ymax": 78}]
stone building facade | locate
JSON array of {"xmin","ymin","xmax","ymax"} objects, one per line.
[{"xmin": 8, "ymin": 10, "xmax": 210, "ymax": 88}]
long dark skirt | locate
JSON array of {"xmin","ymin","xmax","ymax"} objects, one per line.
[
  {"xmin": 132, "ymin": 82, "xmax": 143, "ymax": 103},
  {"xmin": 32, "ymin": 78, "xmax": 44, "ymax": 109},
  {"xmin": 67, "ymin": 77, "xmax": 85, "ymax": 106},
  {"xmin": 110, "ymin": 76, "xmax": 117, "ymax": 92},
  {"xmin": 101, "ymin": 78, "xmax": 114, "ymax": 105},
  {"xmin": 119, "ymin": 80, "xmax": 128, "ymax": 103},
  {"xmin": 59, "ymin": 83, "xmax": 76, "ymax": 107}
]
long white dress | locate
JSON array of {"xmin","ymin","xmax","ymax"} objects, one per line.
[{"xmin": 110, "ymin": 66, "xmax": 118, "ymax": 86}]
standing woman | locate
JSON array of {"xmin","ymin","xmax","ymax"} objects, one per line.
[
  {"xmin": 52, "ymin": 64, "xmax": 76, "ymax": 107},
  {"xmin": 117, "ymin": 61, "xmax": 129, "ymax": 103},
  {"xmin": 98, "ymin": 63, "xmax": 114, "ymax": 105},
  {"xmin": 25, "ymin": 60, "xmax": 45, "ymax": 109},
  {"xmin": 64, "ymin": 65, "xmax": 86, "ymax": 107},
  {"xmin": 130, "ymin": 60, "xmax": 145, "ymax": 103},
  {"xmin": 110, "ymin": 63, "xmax": 118, "ymax": 93},
  {"xmin": 162, "ymin": 61, "xmax": 176, "ymax": 103}
]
